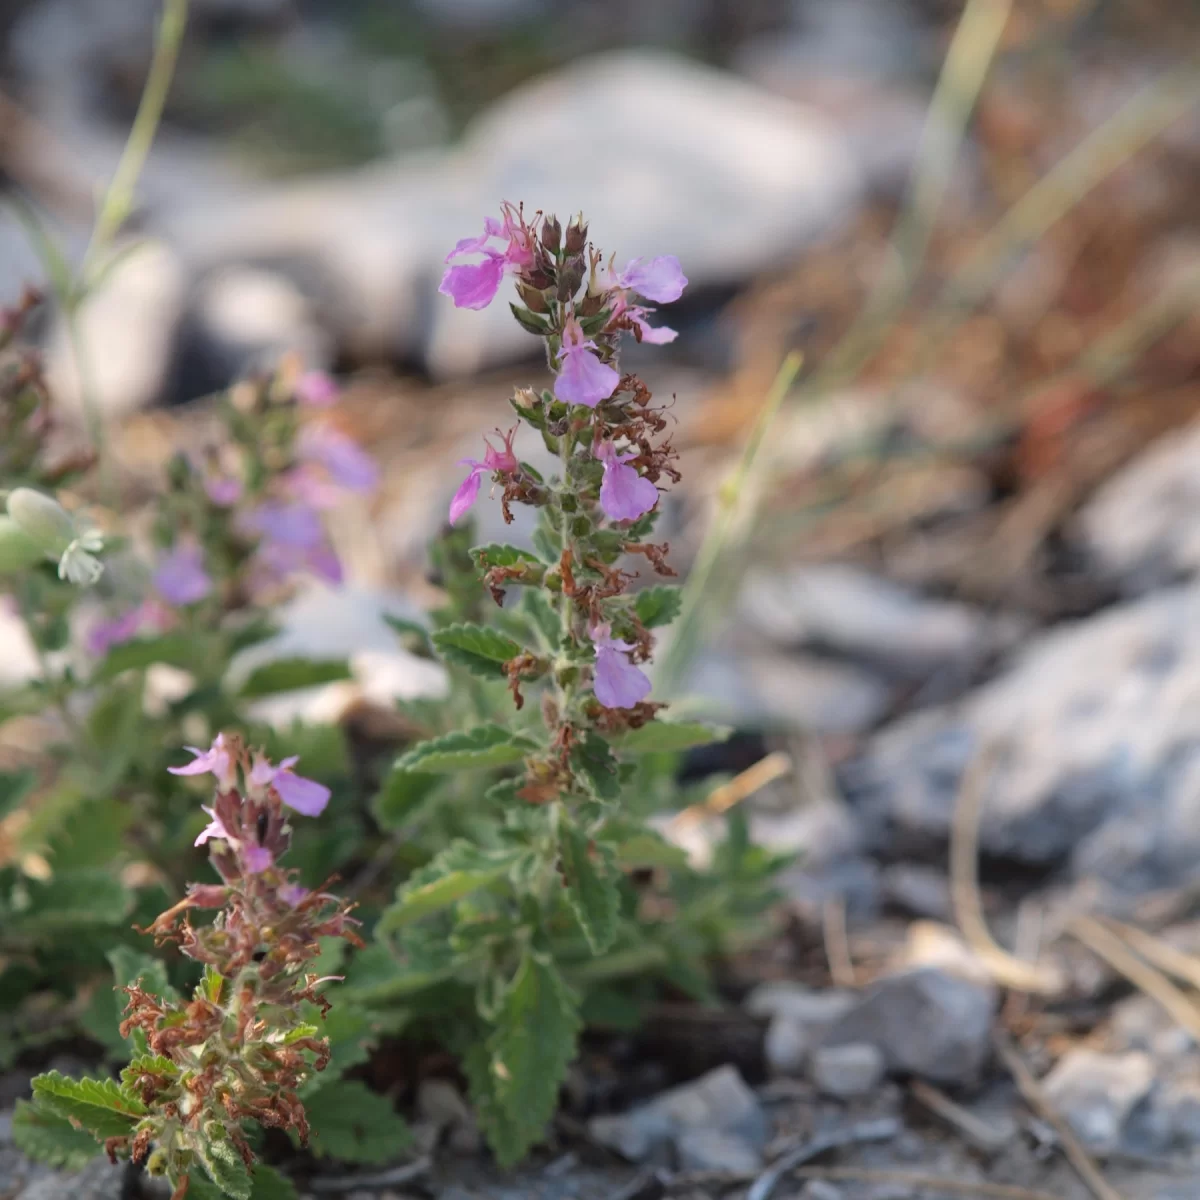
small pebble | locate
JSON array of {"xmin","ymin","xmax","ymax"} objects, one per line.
[{"xmin": 810, "ymin": 1042, "xmax": 886, "ymax": 1099}]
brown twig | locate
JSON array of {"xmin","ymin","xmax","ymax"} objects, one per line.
[
  {"xmin": 910, "ymin": 1079, "xmax": 1013, "ymax": 1153},
  {"xmin": 1066, "ymin": 916, "xmax": 1200, "ymax": 1044},
  {"xmin": 794, "ymin": 1166, "xmax": 1058, "ymax": 1200},
  {"xmin": 822, "ymin": 894, "xmax": 857, "ymax": 988},
  {"xmin": 1101, "ymin": 917, "xmax": 1200, "ymax": 993},
  {"xmin": 992, "ymin": 1032, "xmax": 1125, "ymax": 1200},
  {"xmin": 666, "ymin": 751, "xmax": 792, "ymax": 834},
  {"xmin": 951, "ymin": 744, "xmax": 1065, "ymax": 993}
]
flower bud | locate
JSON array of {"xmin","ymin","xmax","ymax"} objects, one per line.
[
  {"xmin": 565, "ymin": 218, "xmax": 587, "ymax": 254},
  {"xmin": 541, "ymin": 215, "xmax": 562, "ymax": 254},
  {"xmin": 556, "ymin": 265, "xmax": 584, "ymax": 302},
  {"xmin": 0, "ymin": 516, "xmax": 45, "ymax": 572},
  {"xmin": 6, "ymin": 488, "xmax": 75, "ymax": 555}
]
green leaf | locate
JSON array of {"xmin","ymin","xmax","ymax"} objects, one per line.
[
  {"xmin": 383, "ymin": 614, "xmax": 433, "ymax": 656},
  {"xmin": 249, "ymin": 1163, "xmax": 298, "ymax": 1200},
  {"xmin": 570, "ymin": 732, "xmax": 620, "ymax": 801},
  {"xmin": 199, "ymin": 1134, "xmax": 253, "ymax": 1200},
  {"xmin": 92, "ymin": 632, "xmax": 199, "ymax": 681},
  {"xmin": 471, "ymin": 543, "xmax": 542, "ymax": 570},
  {"xmin": 476, "ymin": 951, "xmax": 581, "ymax": 1166},
  {"xmin": 120, "ymin": 1054, "xmax": 177, "ymax": 1089},
  {"xmin": 560, "ymin": 823, "xmax": 619, "ymax": 954},
  {"xmin": 521, "ymin": 590, "xmax": 560, "ymax": 648},
  {"xmin": 531, "ymin": 525, "xmax": 559, "ymax": 564},
  {"xmin": 634, "ymin": 586, "xmax": 683, "ymax": 629},
  {"xmin": 378, "ymin": 842, "xmax": 518, "ymax": 933},
  {"xmin": 614, "ymin": 831, "xmax": 690, "ymax": 871},
  {"xmin": 432, "ymin": 623, "xmax": 524, "ymax": 679},
  {"xmin": 238, "ymin": 657, "xmax": 351, "ymax": 698},
  {"xmin": 108, "ymin": 947, "xmax": 176, "ymax": 1001},
  {"xmin": 371, "ymin": 765, "xmax": 440, "ymax": 830},
  {"xmin": 11, "ymin": 1099, "xmax": 100, "ymax": 1168},
  {"xmin": 16, "ymin": 869, "xmax": 131, "ymax": 935},
  {"xmin": 30, "ymin": 1071, "xmax": 146, "ymax": 1138},
  {"xmin": 615, "ymin": 721, "xmax": 731, "ymax": 755},
  {"xmin": 394, "ymin": 725, "xmax": 535, "ymax": 774},
  {"xmin": 0, "ymin": 770, "xmax": 36, "ymax": 821},
  {"xmin": 301, "ymin": 1080, "xmax": 411, "ymax": 1164}
]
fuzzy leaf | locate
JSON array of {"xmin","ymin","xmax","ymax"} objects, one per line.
[
  {"xmin": 615, "ymin": 721, "xmax": 731, "ymax": 755},
  {"xmin": 0, "ymin": 769, "xmax": 36, "ymax": 820},
  {"xmin": 109, "ymin": 946, "xmax": 177, "ymax": 1001},
  {"xmin": 509, "ymin": 302, "xmax": 550, "ymax": 336},
  {"xmin": 378, "ymin": 842, "xmax": 518, "ymax": 933},
  {"xmin": 521, "ymin": 590, "xmax": 560, "ymax": 648},
  {"xmin": 471, "ymin": 543, "xmax": 541, "ymax": 570},
  {"xmin": 371, "ymin": 765, "xmax": 440, "ymax": 830},
  {"xmin": 560, "ymin": 823, "xmax": 619, "ymax": 954},
  {"xmin": 238, "ymin": 657, "xmax": 351, "ymax": 698},
  {"xmin": 248, "ymin": 1164, "xmax": 299, "ymax": 1200},
  {"xmin": 432, "ymin": 623, "xmax": 525, "ymax": 679},
  {"xmin": 479, "ymin": 951, "xmax": 581, "ymax": 1166},
  {"xmin": 11, "ymin": 1099, "xmax": 100, "ymax": 1168},
  {"xmin": 615, "ymin": 831, "xmax": 690, "ymax": 870},
  {"xmin": 394, "ymin": 725, "xmax": 535, "ymax": 774},
  {"xmin": 30, "ymin": 1071, "xmax": 146, "ymax": 1138},
  {"xmin": 301, "ymin": 1080, "xmax": 411, "ymax": 1164},
  {"xmin": 634, "ymin": 586, "xmax": 682, "ymax": 629},
  {"xmin": 92, "ymin": 632, "xmax": 198, "ymax": 680},
  {"xmin": 120, "ymin": 1054, "xmax": 177, "ymax": 1089},
  {"xmin": 570, "ymin": 732, "xmax": 621, "ymax": 801},
  {"xmin": 199, "ymin": 1134, "xmax": 253, "ymax": 1200},
  {"xmin": 383, "ymin": 614, "xmax": 434, "ymax": 656},
  {"xmin": 17, "ymin": 869, "xmax": 131, "ymax": 934}
]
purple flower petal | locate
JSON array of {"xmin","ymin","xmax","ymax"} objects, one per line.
[
  {"xmin": 243, "ymin": 501, "xmax": 324, "ymax": 549},
  {"xmin": 594, "ymin": 641, "xmax": 652, "ymax": 709},
  {"xmin": 244, "ymin": 844, "xmax": 274, "ymax": 874},
  {"xmin": 168, "ymin": 734, "xmax": 233, "ymax": 788},
  {"xmin": 555, "ymin": 346, "xmax": 620, "ymax": 408},
  {"xmin": 296, "ymin": 370, "xmax": 340, "ymax": 408},
  {"xmin": 449, "ymin": 464, "xmax": 484, "ymax": 525},
  {"xmin": 618, "ymin": 256, "xmax": 687, "ymax": 304},
  {"xmin": 298, "ymin": 426, "xmax": 379, "ymax": 493},
  {"xmin": 280, "ymin": 883, "xmax": 309, "ymax": 906},
  {"xmin": 204, "ymin": 475, "xmax": 243, "ymax": 506},
  {"xmin": 439, "ymin": 256, "xmax": 505, "ymax": 310},
  {"xmin": 153, "ymin": 543, "xmax": 212, "ymax": 607},
  {"xmin": 631, "ymin": 313, "xmax": 678, "ymax": 345},
  {"xmin": 87, "ymin": 605, "xmax": 147, "ymax": 656},
  {"xmin": 194, "ymin": 805, "xmax": 231, "ymax": 847},
  {"xmin": 273, "ymin": 766, "xmax": 331, "ymax": 817},
  {"xmin": 598, "ymin": 444, "xmax": 658, "ymax": 522}
]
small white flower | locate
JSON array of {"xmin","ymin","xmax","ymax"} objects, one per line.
[{"xmin": 58, "ymin": 530, "xmax": 104, "ymax": 587}]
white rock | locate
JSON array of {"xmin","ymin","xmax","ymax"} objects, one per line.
[
  {"xmin": 810, "ymin": 1042, "xmax": 886, "ymax": 1099},
  {"xmin": 46, "ymin": 239, "xmax": 187, "ymax": 422},
  {"xmin": 765, "ymin": 1016, "xmax": 810, "ymax": 1076},
  {"xmin": 1042, "ymin": 1049, "xmax": 1155, "ymax": 1153}
]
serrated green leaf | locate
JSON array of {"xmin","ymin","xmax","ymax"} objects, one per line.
[
  {"xmin": 109, "ymin": 947, "xmax": 176, "ymax": 1001},
  {"xmin": 614, "ymin": 831, "xmax": 690, "ymax": 871},
  {"xmin": 249, "ymin": 1163, "xmax": 298, "ymax": 1200},
  {"xmin": 120, "ymin": 1054, "xmax": 177, "ymax": 1089},
  {"xmin": 509, "ymin": 302, "xmax": 550, "ymax": 335},
  {"xmin": 478, "ymin": 951, "xmax": 581, "ymax": 1166},
  {"xmin": 471, "ymin": 543, "xmax": 541, "ymax": 570},
  {"xmin": 432, "ymin": 623, "xmax": 524, "ymax": 679},
  {"xmin": 560, "ymin": 823, "xmax": 619, "ymax": 954},
  {"xmin": 371, "ymin": 764, "xmax": 440, "ymax": 830},
  {"xmin": 11, "ymin": 1099, "xmax": 100, "ymax": 1168},
  {"xmin": 238, "ymin": 657, "xmax": 351, "ymax": 698},
  {"xmin": 531, "ymin": 525, "xmax": 559, "ymax": 564},
  {"xmin": 199, "ymin": 1133, "xmax": 253, "ymax": 1200},
  {"xmin": 570, "ymin": 732, "xmax": 620, "ymax": 801},
  {"xmin": 634, "ymin": 585, "xmax": 682, "ymax": 629},
  {"xmin": 91, "ymin": 632, "xmax": 199, "ymax": 681},
  {"xmin": 521, "ymin": 590, "xmax": 560, "ymax": 648},
  {"xmin": 378, "ymin": 842, "xmax": 518, "ymax": 933},
  {"xmin": 31, "ymin": 1071, "xmax": 146, "ymax": 1138},
  {"xmin": 615, "ymin": 721, "xmax": 731, "ymax": 755},
  {"xmin": 15, "ymin": 869, "xmax": 131, "ymax": 935},
  {"xmin": 394, "ymin": 725, "xmax": 535, "ymax": 774},
  {"xmin": 301, "ymin": 1080, "xmax": 411, "ymax": 1164}
]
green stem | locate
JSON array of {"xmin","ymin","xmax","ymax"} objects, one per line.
[{"xmin": 658, "ymin": 351, "xmax": 802, "ymax": 696}]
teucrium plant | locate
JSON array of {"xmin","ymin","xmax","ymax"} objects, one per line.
[{"xmin": 375, "ymin": 204, "xmax": 727, "ymax": 1164}]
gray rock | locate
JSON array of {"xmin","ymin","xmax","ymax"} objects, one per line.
[
  {"xmin": 881, "ymin": 864, "xmax": 952, "ymax": 921},
  {"xmin": 1111, "ymin": 994, "xmax": 1196, "ymax": 1060},
  {"xmin": 810, "ymin": 1042, "xmax": 886, "ymax": 1099},
  {"xmin": 745, "ymin": 983, "xmax": 858, "ymax": 1029},
  {"xmin": 1080, "ymin": 421, "xmax": 1200, "ymax": 593},
  {"xmin": 739, "ymin": 563, "xmax": 999, "ymax": 678},
  {"xmin": 18, "ymin": 1156, "xmax": 127, "ymax": 1200},
  {"xmin": 764, "ymin": 1016, "xmax": 810, "ymax": 1076},
  {"xmin": 820, "ymin": 968, "xmax": 995, "ymax": 1085},
  {"xmin": 844, "ymin": 582, "xmax": 1200, "ymax": 892},
  {"xmin": 45, "ymin": 239, "xmax": 187, "ymax": 421},
  {"xmin": 1041, "ymin": 1050, "xmax": 1155, "ymax": 1153},
  {"xmin": 675, "ymin": 1128, "xmax": 762, "ymax": 1173},
  {"xmin": 587, "ymin": 1065, "xmax": 766, "ymax": 1166}
]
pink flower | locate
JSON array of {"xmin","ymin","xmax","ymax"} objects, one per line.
[
  {"xmin": 251, "ymin": 754, "xmax": 331, "ymax": 817},
  {"xmin": 204, "ymin": 474, "xmax": 243, "ymax": 507},
  {"xmin": 194, "ymin": 805, "xmax": 232, "ymax": 847},
  {"xmin": 244, "ymin": 844, "xmax": 274, "ymax": 874},
  {"xmin": 615, "ymin": 256, "xmax": 687, "ymax": 303},
  {"xmin": 280, "ymin": 883, "xmax": 310, "ymax": 906},
  {"xmin": 296, "ymin": 370, "xmax": 339, "ymax": 408},
  {"xmin": 153, "ymin": 543, "xmax": 212, "ymax": 607},
  {"xmin": 611, "ymin": 294, "xmax": 677, "ymax": 345},
  {"xmin": 87, "ymin": 605, "xmax": 149, "ymax": 656},
  {"xmin": 297, "ymin": 425, "xmax": 378, "ymax": 494},
  {"xmin": 242, "ymin": 501, "xmax": 324, "ymax": 549},
  {"xmin": 449, "ymin": 428, "xmax": 519, "ymax": 525},
  {"xmin": 169, "ymin": 734, "xmax": 237, "ymax": 791},
  {"xmin": 282, "ymin": 465, "xmax": 343, "ymax": 511},
  {"xmin": 439, "ymin": 209, "xmax": 535, "ymax": 310},
  {"xmin": 597, "ymin": 442, "xmax": 658, "ymax": 522},
  {"xmin": 554, "ymin": 317, "xmax": 620, "ymax": 408},
  {"xmin": 591, "ymin": 624, "xmax": 652, "ymax": 709}
]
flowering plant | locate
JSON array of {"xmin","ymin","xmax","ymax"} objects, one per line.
[
  {"xmin": 20, "ymin": 733, "xmax": 377, "ymax": 1200},
  {"xmin": 361, "ymin": 204, "xmax": 750, "ymax": 1165}
]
